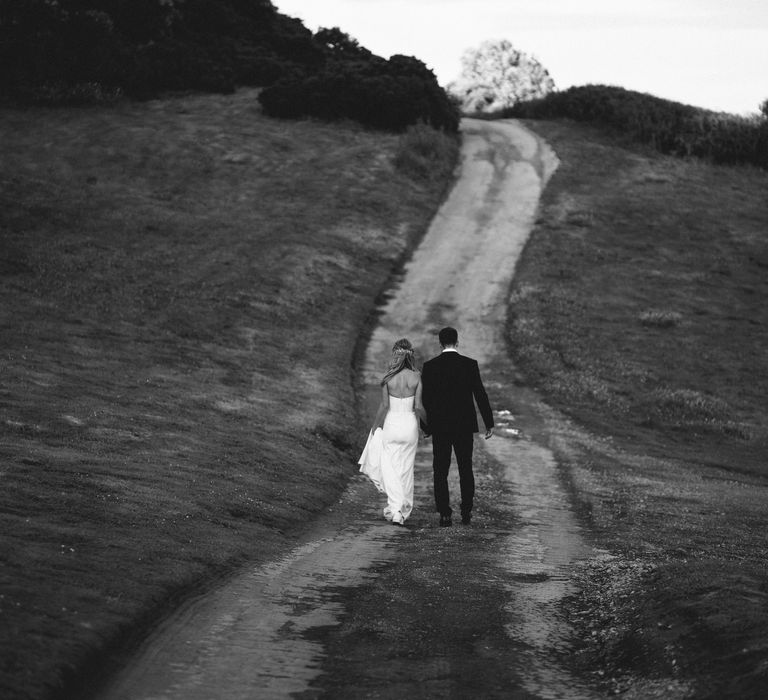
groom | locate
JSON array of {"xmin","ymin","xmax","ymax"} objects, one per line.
[{"xmin": 421, "ymin": 327, "xmax": 494, "ymax": 526}]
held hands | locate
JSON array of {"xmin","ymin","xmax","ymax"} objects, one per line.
[{"xmin": 484, "ymin": 428, "xmax": 494, "ymax": 440}]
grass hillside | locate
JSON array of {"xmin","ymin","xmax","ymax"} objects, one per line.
[
  {"xmin": 0, "ymin": 89, "xmax": 457, "ymax": 700},
  {"xmin": 508, "ymin": 119, "xmax": 768, "ymax": 697}
]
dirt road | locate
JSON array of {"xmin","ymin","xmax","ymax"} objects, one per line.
[{"xmin": 95, "ymin": 120, "xmax": 600, "ymax": 699}]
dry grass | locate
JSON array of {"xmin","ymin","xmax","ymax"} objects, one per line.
[
  {"xmin": 509, "ymin": 121, "xmax": 768, "ymax": 467},
  {"xmin": 393, "ymin": 123, "xmax": 460, "ymax": 182},
  {"xmin": 0, "ymin": 90, "xmax": 456, "ymax": 700},
  {"xmin": 638, "ymin": 309, "xmax": 682, "ymax": 328},
  {"xmin": 509, "ymin": 119, "xmax": 768, "ymax": 696}
]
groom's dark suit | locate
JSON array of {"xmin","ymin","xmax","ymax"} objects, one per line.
[{"xmin": 421, "ymin": 349, "xmax": 494, "ymax": 520}]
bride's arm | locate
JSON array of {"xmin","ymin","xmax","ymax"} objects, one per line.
[
  {"xmin": 414, "ymin": 378, "xmax": 427, "ymax": 426},
  {"xmin": 371, "ymin": 384, "xmax": 389, "ymax": 432}
]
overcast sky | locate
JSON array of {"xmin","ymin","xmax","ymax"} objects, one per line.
[{"xmin": 274, "ymin": 0, "xmax": 768, "ymax": 115}]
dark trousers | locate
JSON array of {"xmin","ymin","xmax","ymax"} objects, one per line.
[{"xmin": 432, "ymin": 431, "xmax": 474, "ymax": 517}]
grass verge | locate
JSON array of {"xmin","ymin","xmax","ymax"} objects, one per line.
[
  {"xmin": 508, "ymin": 119, "xmax": 768, "ymax": 696},
  {"xmin": 0, "ymin": 90, "xmax": 457, "ymax": 700}
]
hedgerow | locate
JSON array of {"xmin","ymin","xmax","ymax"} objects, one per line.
[
  {"xmin": 258, "ymin": 54, "xmax": 460, "ymax": 132},
  {"xmin": 504, "ymin": 85, "xmax": 768, "ymax": 169}
]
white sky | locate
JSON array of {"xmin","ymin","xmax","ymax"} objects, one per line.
[{"xmin": 274, "ymin": 0, "xmax": 768, "ymax": 115}]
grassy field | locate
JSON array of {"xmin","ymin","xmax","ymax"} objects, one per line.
[
  {"xmin": 0, "ymin": 90, "xmax": 457, "ymax": 700},
  {"xmin": 5, "ymin": 93, "xmax": 767, "ymax": 698},
  {"xmin": 507, "ymin": 119, "xmax": 768, "ymax": 696}
]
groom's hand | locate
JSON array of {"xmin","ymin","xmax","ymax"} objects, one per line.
[{"xmin": 484, "ymin": 428, "xmax": 494, "ymax": 440}]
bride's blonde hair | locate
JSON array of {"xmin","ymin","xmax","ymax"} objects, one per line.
[{"xmin": 380, "ymin": 338, "xmax": 416, "ymax": 386}]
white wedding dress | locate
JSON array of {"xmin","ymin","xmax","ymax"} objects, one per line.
[{"xmin": 358, "ymin": 394, "xmax": 417, "ymax": 524}]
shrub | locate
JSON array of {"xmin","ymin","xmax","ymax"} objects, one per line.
[
  {"xmin": 639, "ymin": 309, "xmax": 682, "ymax": 328},
  {"xmin": 650, "ymin": 388, "xmax": 729, "ymax": 422},
  {"xmin": 503, "ymin": 85, "xmax": 768, "ymax": 169},
  {"xmin": 233, "ymin": 47, "xmax": 308, "ymax": 86},
  {"xmin": 26, "ymin": 82, "xmax": 124, "ymax": 107},
  {"xmin": 0, "ymin": 0, "xmax": 322, "ymax": 103},
  {"xmin": 259, "ymin": 53, "xmax": 459, "ymax": 132},
  {"xmin": 119, "ymin": 40, "xmax": 236, "ymax": 98},
  {"xmin": 0, "ymin": 3, "xmax": 458, "ymax": 129},
  {"xmin": 394, "ymin": 123, "xmax": 460, "ymax": 182},
  {"xmin": 637, "ymin": 387, "xmax": 754, "ymax": 439},
  {"xmin": 0, "ymin": 2, "xmax": 120, "ymax": 90}
]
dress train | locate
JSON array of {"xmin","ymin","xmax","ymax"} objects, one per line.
[{"xmin": 359, "ymin": 395, "xmax": 417, "ymax": 523}]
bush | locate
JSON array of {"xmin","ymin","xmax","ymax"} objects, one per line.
[
  {"xmin": 647, "ymin": 387, "xmax": 729, "ymax": 423},
  {"xmin": 639, "ymin": 309, "xmax": 682, "ymax": 328},
  {"xmin": 25, "ymin": 82, "xmax": 124, "ymax": 107},
  {"xmin": 394, "ymin": 123, "xmax": 460, "ymax": 181},
  {"xmin": 259, "ymin": 54, "xmax": 459, "ymax": 132},
  {"xmin": 0, "ymin": 0, "xmax": 321, "ymax": 103},
  {"xmin": 503, "ymin": 85, "xmax": 768, "ymax": 169},
  {"xmin": 232, "ymin": 47, "xmax": 302, "ymax": 86},
  {"xmin": 0, "ymin": 2, "xmax": 120, "ymax": 90},
  {"xmin": 0, "ymin": 2, "xmax": 458, "ymax": 130},
  {"xmin": 118, "ymin": 40, "xmax": 236, "ymax": 98}
]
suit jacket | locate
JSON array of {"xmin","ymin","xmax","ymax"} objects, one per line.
[{"xmin": 421, "ymin": 351, "xmax": 494, "ymax": 434}]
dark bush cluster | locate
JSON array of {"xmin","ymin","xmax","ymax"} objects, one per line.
[
  {"xmin": 258, "ymin": 53, "xmax": 459, "ymax": 132},
  {"xmin": 0, "ymin": 0, "xmax": 320, "ymax": 100},
  {"xmin": 501, "ymin": 85, "xmax": 768, "ymax": 169},
  {"xmin": 257, "ymin": 24, "xmax": 458, "ymax": 133},
  {"xmin": 0, "ymin": 1, "xmax": 458, "ymax": 132}
]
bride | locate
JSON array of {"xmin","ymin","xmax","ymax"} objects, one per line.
[{"xmin": 359, "ymin": 338, "xmax": 426, "ymax": 526}]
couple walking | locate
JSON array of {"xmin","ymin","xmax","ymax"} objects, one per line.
[{"xmin": 359, "ymin": 327, "xmax": 494, "ymax": 527}]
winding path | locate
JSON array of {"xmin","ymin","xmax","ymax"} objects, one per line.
[{"xmin": 97, "ymin": 119, "xmax": 598, "ymax": 699}]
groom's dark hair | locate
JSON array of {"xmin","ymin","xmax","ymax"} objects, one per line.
[{"xmin": 439, "ymin": 326, "xmax": 458, "ymax": 347}]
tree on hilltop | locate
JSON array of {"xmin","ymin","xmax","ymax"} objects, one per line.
[{"xmin": 448, "ymin": 39, "xmax": 555, "ymax": 113}]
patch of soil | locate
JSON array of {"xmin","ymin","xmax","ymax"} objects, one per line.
[{"xmin": 301, "ymin": 449, "xmax": 538, "ymax": 699}]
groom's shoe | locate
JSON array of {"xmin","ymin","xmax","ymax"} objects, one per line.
[
  {"xmin": 461, "ymin": 513, "xmax": 472, "ymax": 525},
  {"xmin": 439, "ymin": 514, "xmax": 452, "ymax": 527}
]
